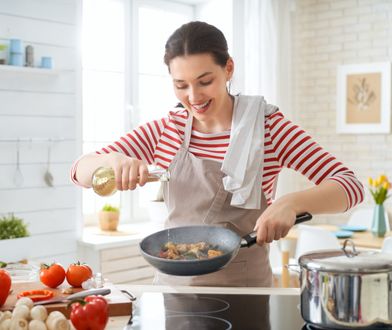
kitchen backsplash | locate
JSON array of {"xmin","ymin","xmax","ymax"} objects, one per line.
[{"xmin": 0, "ymin": 0, "xmax": 81, "ymax": 264}]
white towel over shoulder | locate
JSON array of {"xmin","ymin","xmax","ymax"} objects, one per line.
[{"xmin": 221, "ymin": 95, "xmax": 278, "ymax": 209}]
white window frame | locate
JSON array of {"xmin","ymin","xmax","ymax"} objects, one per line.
[
  {"xmin": 81, "ymin": 0, "xmax": 234, "ymax": 224},
  {"xmin": 124, "ymin": 0, "xmax": 194, "ymax": 222}
]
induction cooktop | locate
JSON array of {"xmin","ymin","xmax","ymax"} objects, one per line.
[
  {"xmin": 127, "ymin": 292, "xmax": 392, "ymax": 330},
  {"xmin": 127, "ymin": 292, "xmax": 301, "ymax": 330}
]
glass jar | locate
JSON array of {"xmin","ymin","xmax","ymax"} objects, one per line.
[
  {"xmin": 0, "ymin": 44, "xmax": 7, "ymax": 64},
  {"xmin": 92, "ymin": 166, "xmax": 170, "ymax": 197}
]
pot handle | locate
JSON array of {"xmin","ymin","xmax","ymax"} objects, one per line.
[
  {"xmin": 342, "ymin": 239, "xmax": 359, "ymax": 257},
  {"xmin": 286, "ymin": 264, "xmax": 301, "ymax": 273},
  {"xmin": 240, "ymin": 212, "xmax": 312, "ymax": 248}
]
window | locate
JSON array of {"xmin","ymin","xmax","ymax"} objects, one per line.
[
  {"xmin": 82, "ymin": 0, "xmax": 193, "ymax": 224},
  {"xmin": 82, "ymin": 0, "xmax": 127, "ymax": 224},
  {"xmin": 128, "ymin": 1, "xmax": 193, "ymax": 220},
  {"xmin": 82, "ymin": 0, "xmax": 233, "ymax": 224}
]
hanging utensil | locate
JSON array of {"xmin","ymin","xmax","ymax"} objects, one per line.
[
  {"xmin": 43, "ymin": 141, "xmax": 54, "ymax": 187},
  {"xmin": 13, "ymin": 139, "xmax": 24, "ymax": 187}
]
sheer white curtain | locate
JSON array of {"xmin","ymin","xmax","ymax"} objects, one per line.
[
  {"xmin": 232, "ymin": 0, "xmax": 295, "ymax": 198},
  {"xmin": 233, "ymin": 0, "xmax": 293, "ymax": 107}
]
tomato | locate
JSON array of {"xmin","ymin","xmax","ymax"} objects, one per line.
[
  {"xmin": 66, "ymin": 262, "xmax": 93, "ymax": 287},
  {"xmin": 39, "ymin": 263, "xmax": 66, "ymax": 288},
  {"xmin": 69, "ymin": 295, "xmax": 108, "ymax": 330},
  {"xmin": 0, "ymin": 269, "xmax": 11, "ymax": 307}
]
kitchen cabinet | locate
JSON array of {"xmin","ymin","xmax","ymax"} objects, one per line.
[
  {"xmin": 77, "ymin": 224, "xmax": 156, "ymax": 285},
  {"xmin": 100, "ymin": 245, "xmax": 154, "ymax": 284}
]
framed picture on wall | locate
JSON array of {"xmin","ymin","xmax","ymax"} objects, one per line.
[{"xmin": 336, "ymin": 62, "xmax": 391, "ymax": 134}]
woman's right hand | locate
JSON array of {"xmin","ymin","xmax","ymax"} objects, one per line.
[{"xmin": 103, "ymin": 153, "xmax": 149, "ymax": 190}]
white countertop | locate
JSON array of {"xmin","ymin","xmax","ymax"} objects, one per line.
[
  {"xmin": 78, "ymin": 222, "xmax": 159, "ymax": 250},
  {"xmin": 117, "ymin": 284, "xmax": 300, "ymax": 297}
]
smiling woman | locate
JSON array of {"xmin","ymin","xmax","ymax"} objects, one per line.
[
  {"xmin": 169, "ymin": 54, "xmax": 234, "ymax": 132},
  {"xmin": 71, "ymin": 20, "xmax": 364, "ymax": 288}
]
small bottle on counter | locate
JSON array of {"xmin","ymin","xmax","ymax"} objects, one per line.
[
  {"xmin": 92, "ymin": 165, "xmax": 170, "ymax": 197},
  {"xmin": 0, "ymin": 44, "xmax": 7, "ymax": 64},
  {"xmin": 25, "ymin": 45, "xmax": 34, "ymax": 67},
  {"xmin": 9, "ymin": 39, "xmax": 24, "ymax": 66}
]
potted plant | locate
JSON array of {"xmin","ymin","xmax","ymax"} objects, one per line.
[
  {"xmin": 98, "ymin": 204, "xmax": 120, "ymax": 231},
  {"xmin": 0, "ymin": 213, "xmax": 29, "ymax": 240},
  {"xmin": 0, "ymin": 213, "xmax": 32, "ymax": 262}
]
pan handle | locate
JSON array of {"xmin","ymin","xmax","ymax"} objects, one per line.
[{"xmin": 240, "ymin": 212, "xmax": 312, "ymax": 248}]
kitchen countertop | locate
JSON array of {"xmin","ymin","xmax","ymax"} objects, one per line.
[
  {"xmin": 78, "ymin": 222, "xmax": 160, "ymax": 250},
  {"xmin": 287, "ymin": 224, "xmax": 390, "ymax": 250},
  {"xmin": 107, "ymin": 284, "xmax": 300, "ymax": 329},
  {"xmin": 117, "ymin": 284, "xmax": 300, "ymax": 296}
]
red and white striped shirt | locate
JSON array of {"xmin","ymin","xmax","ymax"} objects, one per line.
[{"xmin": 72, "ymin": 108, "xmax": 364, "ymax": 209}]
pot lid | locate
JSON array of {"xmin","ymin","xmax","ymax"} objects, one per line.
[{"xmin": 298, "ymin": 239, "xmax": 392, "ymax": 273}]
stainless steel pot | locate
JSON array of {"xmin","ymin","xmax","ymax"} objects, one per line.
[{"xmin": 298, "ymin": 240, "xmax": 392, "ymax": 329}]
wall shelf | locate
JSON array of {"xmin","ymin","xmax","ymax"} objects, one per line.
[{"xmin": 0, "ymin": 64, "xmax": 61, "ymax": 75}]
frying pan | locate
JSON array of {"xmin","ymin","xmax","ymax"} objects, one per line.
[{"xmin": 139, "ymin": 212, "xmax": 312, "ymax": 276}]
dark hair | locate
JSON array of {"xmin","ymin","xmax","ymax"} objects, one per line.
[{"xmin": 164, "ymin": 21, "xmax": 230, "ymax": 69}]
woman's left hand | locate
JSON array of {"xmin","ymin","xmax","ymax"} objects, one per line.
[{"xmin": 253, "ymin": 198, "xmax": 298, "ymax": 245}]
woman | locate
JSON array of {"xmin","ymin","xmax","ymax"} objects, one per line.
[{"xmin": 71, "ymin": 21, "xmax": 364, "ymax": 287}]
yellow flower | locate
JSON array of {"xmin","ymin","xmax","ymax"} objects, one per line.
[
  {"xmin": 379, "ymin": 174, "xmax": 388, "ymax": 184},
  {"xmin": 368, "ymin": 174, "xmax": 391, "ymax": 205}
]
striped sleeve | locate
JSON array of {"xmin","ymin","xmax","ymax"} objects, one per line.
[
  {"xmin": 70, "ymin": 115, "xmax": 173, "ymax": 186},
  {"xmin": 97, "ymin": 116, "xmax": 171, "ymax": 165},
  {"xmin": 267, "ymin": 112, "xmax": 364, "ymax": 210},
  {"xmin": 153, "ymin": 111, "xmax": 187, "ymax": 168},
  {"xmin": 95, "ymin": 109, "xmax": 190, "ymax": 169}
]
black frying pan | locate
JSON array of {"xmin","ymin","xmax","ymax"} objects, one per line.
[{"xmin": 139, "ymin": 212, "xmax": 312, "ymax": 276}]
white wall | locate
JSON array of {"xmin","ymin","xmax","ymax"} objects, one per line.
[
  {"xmin": 0, "ymin": 0, "xmax": 81, "ymax": 264},
  {"xmin": 195, "ymin": 0, "xmax": 233, "ymax": 51},
  {"xmin": 291, "ymin": 0, "xmax": 392, "ymax": 224}
]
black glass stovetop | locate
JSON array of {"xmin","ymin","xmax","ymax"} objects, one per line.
[
  {"xmin": 128, "ymin": 292, "xmax": 392, "ymax": 330},
  {"xmin": 127, "ymin": 292, "xmax": 303, "ymax": 330}
]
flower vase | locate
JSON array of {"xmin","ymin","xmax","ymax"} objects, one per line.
[{"xmin": 371, "ymin": 204, "xmax": 386, "ymax": 238}]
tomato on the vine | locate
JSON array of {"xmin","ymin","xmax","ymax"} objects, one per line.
[
  {"xmin": 66, "ymin": 262, "xmax": 93, "ymax": 287},
  {"xmin": 39, "ymin": 263, "xmax": 66, "ymax": 288}
]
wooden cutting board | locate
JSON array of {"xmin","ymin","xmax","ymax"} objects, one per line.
[{"xmin": 1, "ymin": 282, "xmax": 133, "ymax": 317}]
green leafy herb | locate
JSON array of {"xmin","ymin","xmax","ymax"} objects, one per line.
[
  {"xmin": 0, "ymin": 213, "xmax": 29, "ymax": 240},
  {"xmin": 101, "ymin": 204, "xmax": 119, "ymax": 212}
]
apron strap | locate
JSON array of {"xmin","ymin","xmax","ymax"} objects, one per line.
[{"xmin": 183, "ymin": 112, "xmax": 193, "ymax": 149}]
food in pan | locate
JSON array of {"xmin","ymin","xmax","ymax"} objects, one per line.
[{"xmin": 158, "ymin": 241, "xmax": 224, "ymax": 260}]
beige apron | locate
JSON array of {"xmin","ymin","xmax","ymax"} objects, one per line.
[{"xmin": 154, "ymin": 113, "xmax": 272, "ymax": 287}]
